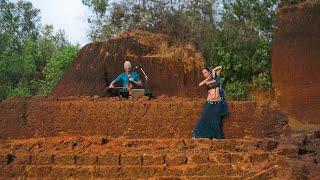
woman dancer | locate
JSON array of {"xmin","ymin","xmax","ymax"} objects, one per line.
[{"xmin": 193, "ymin": 67, "xmax": 227, "ymax": 139}]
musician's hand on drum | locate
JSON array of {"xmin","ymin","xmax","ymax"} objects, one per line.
[{"xmin": 108, "ymin": 84, "xmax": 114, "ymax": 88}]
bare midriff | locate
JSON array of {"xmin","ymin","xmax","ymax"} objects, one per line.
[{"xmin": 207, "ymin": 88, "xmax": 220, "ymax": 101}]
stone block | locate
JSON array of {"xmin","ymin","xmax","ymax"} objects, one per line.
[
  {"xmin": 118, "ymin": 166, "xmax": 141, "ymax": 178},
  {"xmin": 189, "ymin": 154, "xmax": 209, "ymax": 164},
  {"xmin": 51, "ymin": 165, "xmax": 77, "ymax": 178},
  {"xmin": 53, "ymin": 154, "xmax": 76, "ymax": 165},
  {"xmin": 143, "ymin": 154, "xmax": 165, "ymax": 165},
  {"xmin": 140, "ymin": 166, "xmax": 165, "ymax": 177},
  {"xmin": 250, "ymin": 153, "xmax": 269, "ymax": 163},
  {"xmin": 216, "ymin": 153, "xmax": 231, "ymax": 163},
  {"xmin": 31, "ymin": 154, "xmax": 53, "ymax": 165},
  {"xmin": 230, "ymin": 153, "xmax": 245, "ymax": 163},
  {"xmin": 121, "ymin": 154, "xmax": 142, "ymax": 165},
  {"xmin": 98, "ymin": 153, "xmax": 119, "ymax": 165},
  {"xmin": 75, "ymin": 166, "xmax": 97, "ymax": 178},
  {"xmin": 97, "ymin": 166, "xmax": 119, "ymax": 178},
  {"xmin": 25, "ymin": 165, "xmax": 51, "ymax": 178},
  {"xmin": 165, "ymin": 155, "xmax": 187, "ymax": 165},
  {"xmin": 76, "ymin": 154, "xmax": 98, "ymax": 165}
]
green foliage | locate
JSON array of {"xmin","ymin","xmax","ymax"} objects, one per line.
[
  {"xmin": 83, "ymin": 0, "xmax": 216, "ymax": 59},
  {"xmin": 225, "ymin": 81, "xmax": 251, "ymax": 100},
  {"xmin": 208, "ymin": 0, "xmax": 278, "ymax": 99},
  {"xmin": 0, "ymin": 0, "xmax": 79, "ymax": 102},
  {"xmin": 3, "ymin": 86, "xmax": 31, "ymax": 99},
  {"xmin": 0, "ymin": 0, "xmax": 40, "ymax": 47},
  {"xmin": 39, "ymin": 46, "xmax": 78, "ymax": 94},
  {"xmin": 252, "ymin": 71, "xmax": 272, "ymax": 91},
  {"xmin": 82, "ymin": 0, "xmax": 108, "ymax": 16}
]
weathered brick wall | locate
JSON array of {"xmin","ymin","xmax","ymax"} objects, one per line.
[
  {"xmin": 271, "ymin": 1, "xmax": 320, "ymax": 124},
  {"xmin": 0, "ymin": 96, "xmax": 288, "ymax": 140}
]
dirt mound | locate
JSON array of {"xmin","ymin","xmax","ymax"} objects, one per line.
[
  {"xmin": 271, "ymin": 0, "xmax": 320, "ymax": 125},
  {"xmin": 50, "ymin": 30, "xmax": 205, "ymax": 97},
  {"xmin": 115, "ymin": 30, "xmax": 205, "ymax": 71}
]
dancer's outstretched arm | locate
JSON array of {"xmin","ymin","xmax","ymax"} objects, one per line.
[{"xmin": 212, "ymin": 66, "xmax": 223, "ymax": 76}]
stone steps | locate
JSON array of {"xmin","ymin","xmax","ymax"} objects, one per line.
[
  {"xmin": 0, "ymin": 136, "xmax": 282, "ymax": 179},
  {"xmin": 1, "ymin": 152, "xmax": 272, "ymax": 166},
  {"xmin": 1, "ymin": 164, "xmax": 276, "ymax": 179},
  {"xmin": 0, "ymin": 136, "xmax": 279, "ymax": 152}
]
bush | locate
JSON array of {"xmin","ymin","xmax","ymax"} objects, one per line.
[
  {"xmin": 225, "ymin": 81, "xmax": 251, "ymax": 100},
  {"xmin": 252, "ymin": 71, "xmax": 271, "ymax": 91},
  {"xmin": 38, "ymin": 46, "xmax": 78, "ymax": 94},
  {"xmin": 4, "ymin": 86, "xmax": 31, "ymax": 99}
]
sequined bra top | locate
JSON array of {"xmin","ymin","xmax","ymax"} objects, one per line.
[
  {"xmin": 206, "ymin": 72, "xmax": 222, "ymax": 91},
  {"xmin": 206, "ymin": 81, "xmax": 218, "ymax": 91}
]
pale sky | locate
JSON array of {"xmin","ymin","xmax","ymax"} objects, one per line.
[{"xmin": 29, "ymin": 0, "xmax": 91, "ymax": 47}]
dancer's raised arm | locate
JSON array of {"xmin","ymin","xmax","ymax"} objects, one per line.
[{"xmin": 212, "ymin": 66, "xmax": 223, "ymax": 76}]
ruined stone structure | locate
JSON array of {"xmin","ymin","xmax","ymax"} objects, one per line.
[
  {"xmin": 1, "ymin": 1, "xmax": 320, "ymax": 179},
  {"xmin": 272, "ymin": 0, "xmax": 320, "ymax": 125},
  {"xmin": 0, "ymin": 96, "xmax": 287, "ymax": 140},
  {"xmin": 1, "ymin": 96, "xmax": 319, "ymax": 179}
]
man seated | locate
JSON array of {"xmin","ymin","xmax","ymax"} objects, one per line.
[{"xmin": 108, "ymin": 61, "xmax": 143, "ymax": 98}]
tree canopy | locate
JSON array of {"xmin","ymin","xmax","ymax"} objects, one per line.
[
  {"xmin": 0, "ymin": 0, "xmax": 282, "ymax": 101},
  {"xmin": 83, "ymin": 0, "xmax": 280, "ymax": 99},
  {"xmin": 0, "ymin": 0, "xmax": 79, "ymax": 101}
]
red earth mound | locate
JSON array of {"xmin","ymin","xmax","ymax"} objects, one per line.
[
  {"xmin": 50, "ymin": 30, "xmax": 206, "ymax": 97},
  {"xmin": 272, "ymin": 0, "xmax": 320, "ymax": 125}
]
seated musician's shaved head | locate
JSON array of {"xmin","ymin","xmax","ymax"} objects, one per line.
[{"xmin": 108, "ymin": 60, "xmax": 143, "ymax": 97}]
